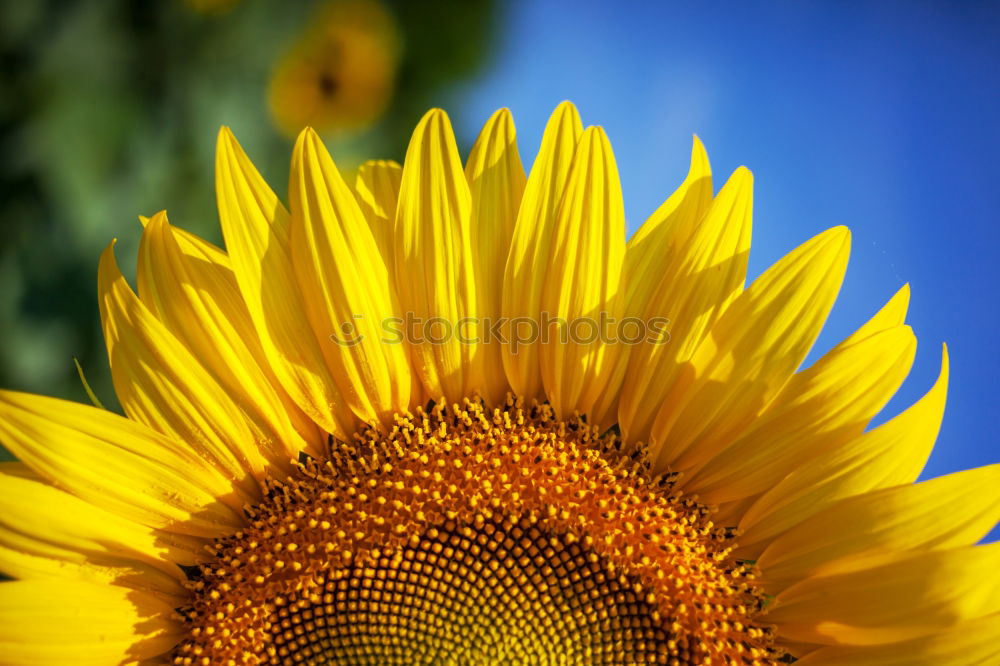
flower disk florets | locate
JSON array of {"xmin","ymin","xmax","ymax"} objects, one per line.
[{"xmin": 174, "ymin": 398, "xmax": 779, "ymax": 665}]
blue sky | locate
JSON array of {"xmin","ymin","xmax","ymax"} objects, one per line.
[{"xmin": 454, "ymin": 1, "xmax": 1000, "ymax": 485}]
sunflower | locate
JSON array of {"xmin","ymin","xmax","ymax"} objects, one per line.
[
  {"xmin": 1, "ymin": 103, "xmax": 998, "ymax": 665},
  {"xmin": 268, "ymin": 0, "xmax": 400, "ymax": 137}
]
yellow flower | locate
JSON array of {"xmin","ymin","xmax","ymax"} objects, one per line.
[
  {"xmin": 1, "ymin": 103, "xmax": 998, "ymax": 665},
  {"xmin": 268, "ymin": 0, "xmax": 400, "ymax": 137}
]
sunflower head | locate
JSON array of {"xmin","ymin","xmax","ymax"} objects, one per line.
[
  {"xmin": 268, "ymin": 0, "xmax": 400, "ymax": 137},
  {"xmin": 175, "ymin": 399, "xmax": 778, "ymax": 664},
  {"xmin": 0, "ymin": 102, "xmax": 996, "ymax": 666}
]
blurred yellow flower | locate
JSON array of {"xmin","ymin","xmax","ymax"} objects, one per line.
[{"xmin": 269, "ymin": 0, "xmax": 400, "ymax": 137}]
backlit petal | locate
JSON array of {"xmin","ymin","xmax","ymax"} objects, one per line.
[
  {"xmin": 736, "ymin": 346, "xmax": 949, "ymax": 558},
  {"xmin": 216, "ymin": 127, "xmax": 355, "ymax": 438},
  {"xmin": 394, "ymin": 109, "xmax": 482, "ymax": 402},
  {"xmin": 137, "ymin": 212, "xmax": 318, "ymax": 469},
  {"xmin": 99, "ymin": 242, "xmax": 267, "ymax": 494},
  {"xmin": 354, "ymin": 159, "xmax": 402, "ymax": 274},
  {"xmin": 0, "ymin": 464, "xmax": 194, "ymax": 599},
  {"xmin": 758, "ymin": 464, "xmax": 1000, "ymax": 593},
  {"xmin": 765, "ymin": 543, "xmax": 1000, "ymax": 646},
  {"xmin": 290, "ymin": 128, "xmax": 413, "ymax": 427},
  {"xmin": 682, "ymin": 323, "xmax": 915, "ymax": 505},
  {"xmin": 623, "ymin": 135, "xmax": 713, "ymax": 312},
  {"xmin": 0, "ymin": 390, "xmax": 244, "ymax": 538},
  {"xmin": 0, "ymin": 579, "xmax": 180, "ymax": 665},
  {"xmin": 539, "ymin": 126, "xmax": 626, "ymax": 421},
  {"xmin": 619, "ymin": 167, "xmax": 752, "ymax": 443},
  {"xmin": 466, "ymin": 108, "xmax": 526, "ymax": 405},
  {"xmin": 793, "ymin": 613, "xmax": 1000, "ymax": 666},
  {"xmin": 501, "ymin": 101, "xmax": 582, "ymax": 401},
  {"xmin": 650, "ymin": 226, "xmax": 851, "ymax": 473}
]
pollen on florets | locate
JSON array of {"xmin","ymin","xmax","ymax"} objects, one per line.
[{"xmin": 173, "ymin": 397, "xmax": 781, "ymax": 665}]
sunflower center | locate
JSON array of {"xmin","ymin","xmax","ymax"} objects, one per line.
[
  {"xmin": 317, "ymin": 71, "xmax": 339, "ymax": 97},
  {"xmin": 173, "ymin": 399, "xmax": 780, "ymax": 665}
]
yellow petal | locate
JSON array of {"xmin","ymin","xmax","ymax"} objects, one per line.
[
  {"xmin": 137, "ymin": 212, "xmax": 319, "ymax": 469},
  {"xmin": 501, "ymin": 101, "xmax": 582, "ymax": 402},
  {"xmin": 99, "ymin": 242, "xmax": 267, "ymax": 494},
  {"xmin": 0, "ymin": 579, "xmax": 180, "ymax": 665},
  {"xmin": 394, "ymin": 109, "xmax": 482, "ymax": 402},
  {"xmin": 216, "ymin": 127, "xmax": 355, "ymax": 438},
  {"xmin": 793, "ymin": 613, "xmax": 1000, "ymax": 666},
  {"xmin": 623, "ymin": 135, "xmax": 713, "ymax": 313},
  {"xmin": 354, "ymin": 159, "xmax": 402, "ymax": 274},
  {"xmin": 736, "ymin": 346, "xmax": 949, "ymax": 557},
  {"xmin": 175, "ymin": 224, "xmax": 230, "ymax": 266},
  {"xmin": 706, "ymin": 291, "xmax": 907, "ymax": 525},
  {"xmin": 0, "ymin": 467, "xmax": 193, "ymax": 599},
  {"xmin": 0, "ymin": 538, "xmax": 186, "ymax": 608},
  {"xmin": 758, "ymin": 464, "xmax": 1000, "ymax": 593},
  {"xmin": 650, "ymin": 226, "xmax": 851, "ymax": 473},
  {"xmin": 354, "ymin": 160, "xmax": 424, "ymax": 410},
  {"xmin": 0, "ymin": 541, "xmax": 189, "ymax": 608},
  {"xmin": 466, "ymin": 108, "xmax": 526, "ymax": 405},
  {"xmin": 839, "ymin": 283, "xmax": 910, "ymax": 347},
  {"xmin": 0, "ymin": 391, "xmax": 243, "ymax": 538},
  {"xmin": 681, "ymin": 323, "xmax": 916, "ymax": 505},
  {"xmin": 619, "ymin": 167, "xmax": 752, "ymax": 444},
  {"xmin": 353, "ymin": 159, "xmax": 423, "ymax": 408},
  {"xmin": 0, "ymin": 463, "xmax": 205, "ymax": 574},
  {"xmin": 587, "ymin": 343, "xmax": 629, "ymax": 429},
  {"xmin": 142, "ymin": 211, "xmax": 231, "ymax": 265},
  {"xmin": 290, "ymin": 128, "xmax": 413, "ymax": 427},
  {"xmin": 537, "ymin": 126, "xmax": 626, "ymax": 421},
  {"xmin": 765, "ymin": 543, "xmax": 1000, "ymax": 646}
]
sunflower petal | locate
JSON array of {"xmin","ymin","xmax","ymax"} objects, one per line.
[
  {"xmin": 502, "ymin": 101, "xmax": 582, "ymax": 401},
  {"xmin": 537, "ymin": 126, "xmax": 626, "ymax": 421},
  {"xmin": 736, "ymin": 346, "xmax": 949, "ymax": 557},
  {"xmin": 137, "ymin": 212, "xmax": 318, "ymax": 469},
  {"xmin": 0, "ymin": 464, "xmax": 193, "ymax": 598},
  {"xmin": 623, "ymin": 135, "xmax": 713, "ymax": 312},
  {"xmin": 706, "ymin": 284, "xmax": 910, "ymax": 520},
  {"xmin": 757, "ymin": 464, "xmax": 1000, "ymax": 593},
  {"xmin": 216, "ymin": 127, "xmax": 355, "ymax": 438},
  {"xmin": 354, "ymin": 159, "xmax": 402, "ymax": 273},
  {"xmin": 0, "ymin": 390, "xmax": 244, "ymax": 537},
  {"xmin": 394, "ymin": 109, "xmax": 482, "ymax": 402},
  {"xmin": 839, "ymin": 283, "xmax": 910, "ymax": 346},
  {"xmin": 792, "ymin": 613, "xmax": 1000, "ymax": 666},
  {"xmin": 0, "ymin": 542, "xmax": 188, "ymax": 608},
  {"xmin": 466, "ymin": 108, "xmax": 527, "ymax": 405},
  {"xmin": 99, "ymin": 242, "xmax": 267, "ymax": 493},
  {"xmin": 682, "ymin": 323, "xmax": 916, "ymax": 505},
  {"xmin": 354, "ymin": 161, "xmax": 411, "ymax": 412},
  {"xmin": 355, "ymin": 159, "xmax": 423, "ymax": 409},
  {"xmin": 290, "ymin": 128, "xmax": 413, "ymax": 427},
  {"xmin": 765, "ymin": 543, "xmax": 1000, "ymax": 646},
  {"xmin": 650, "ymin": 226, "xmax": 851, "ymax": 472},
  {"xmin": 619, "ymin": 167, "xmax": 752, "ymax": 444},
  {"xmin": 0, "ymin": 579, "xmax": 180, "ymax": 665}
]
